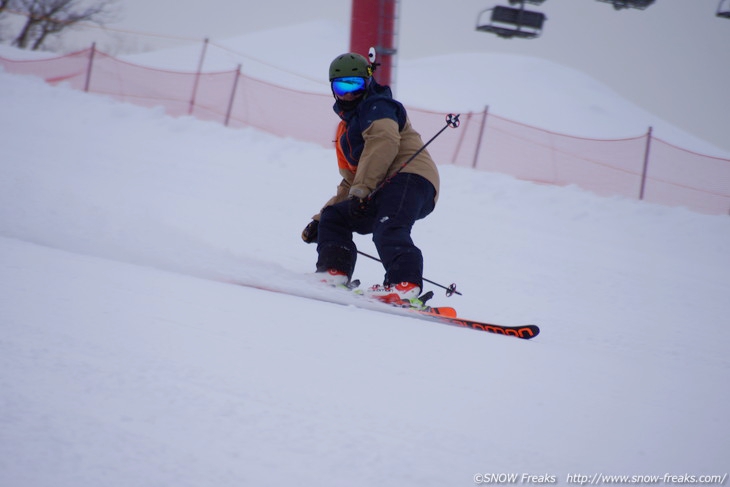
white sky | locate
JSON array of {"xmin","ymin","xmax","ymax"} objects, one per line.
[{"xmin": 26, "ymin": 0, "xmax": 730, "ymax": 152}]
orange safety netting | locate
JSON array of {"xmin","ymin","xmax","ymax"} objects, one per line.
[{"xmin": 2, "ymin": 47, "xmax": 728, "ymax": 216}]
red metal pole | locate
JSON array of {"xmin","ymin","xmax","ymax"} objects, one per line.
[{"xmin": 350, "ymin": 0, "xmax": 396, "ymax": 86}]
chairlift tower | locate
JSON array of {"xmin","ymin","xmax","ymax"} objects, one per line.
[
  {"xmin": 350, "ymin": 0, "xmax": 399, "ymax": 88},
  {"xmin": 476, "ymin": 0, "xmax": 547, "ymax": 39}
]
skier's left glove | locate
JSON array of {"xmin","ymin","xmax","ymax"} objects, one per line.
[{"xmin": 301, "ymin": 220, "xmax": 319, "ymax": 244}]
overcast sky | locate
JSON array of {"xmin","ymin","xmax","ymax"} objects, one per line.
[{"xmin": 74, "ymin": 1, "xmax": 730, "ymax": 152}]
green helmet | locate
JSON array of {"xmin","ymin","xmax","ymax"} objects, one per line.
[{"xmin": 329, "ymin": 53, "xmax": 372, "ymax": 81}]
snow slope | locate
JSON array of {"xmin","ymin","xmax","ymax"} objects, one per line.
[{"xmin": 2, "ymin": 32, "xmax": 730, "ymax": 486}]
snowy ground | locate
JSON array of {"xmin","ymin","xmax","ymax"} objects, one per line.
[{"xmin": 2, "ymin": 26, "xmax": 730, "ymax": 486}]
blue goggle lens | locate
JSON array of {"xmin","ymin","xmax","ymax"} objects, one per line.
[{"xmin": 332, "ymin": 76, "xmax": 367, "ymax": 96}]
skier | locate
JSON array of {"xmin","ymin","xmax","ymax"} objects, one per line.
[{"xmin": 301, "ymin": 52, "xmax": 440, "ymax": 306}]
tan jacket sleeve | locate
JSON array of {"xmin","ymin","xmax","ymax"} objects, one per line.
[{"xmin": 348, "ymin": 118, "xmax": 401, "ymax": 199}]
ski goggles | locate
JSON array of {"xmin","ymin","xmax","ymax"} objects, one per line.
[{"xmin": 331, "ymin": 76, "xmax": 367, "ymax": 96}]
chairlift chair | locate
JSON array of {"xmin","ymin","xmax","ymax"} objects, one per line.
[
  {"xmin": 595, "ymin": 0, "xmax": 655, "ymax": 10},
  {"xmin": 717, "ymin": 0, "xmax": 730, "ymax": 18},
  {"xmin": 476, "ymin": 3, "xmax": 546, "ymax": 39}
]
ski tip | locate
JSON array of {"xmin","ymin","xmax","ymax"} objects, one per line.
[{"xmin": 523, "ymin": 324, "xmax": 540, "ymax": 339}]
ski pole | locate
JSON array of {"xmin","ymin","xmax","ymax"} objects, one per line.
[
  {"xmin": 356, "ymin": 249, "xmax": 462, "ymax": 297},
  {"xmin": 367, "ymin": 113, "xmax": 461, "ymax": 200}
]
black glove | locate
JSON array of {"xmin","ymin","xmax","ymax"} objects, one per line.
[
  {"xmin": 348, "ymin": 196, "xmax": 370, "ymax": 219},
  {"xmin": 301, "ymin": 220, "xmax": 319, "ymax": 244}
]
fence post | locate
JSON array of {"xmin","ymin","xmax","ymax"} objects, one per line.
[
  {"xmin": 224, "ymin": 64, "xmax": 242, "ymax": 127},
  {"xmin": 639, "ymin": 126, "xmax": 653, "ymax": 200},
  {"xmin": 472, "ymin": 105, "xmax": 489, "ymax": 169},
  {"xmin": 84, "ymin": 42, "xmax": 96, "ymax": 93},
  {"xmin": 189, "ymin": 37, "xmax": 209, "ymax": 116}
]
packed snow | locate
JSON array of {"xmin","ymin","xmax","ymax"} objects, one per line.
[{"xmin": 1, "ymin": 21, "xmax": 730, "ymax": 487}]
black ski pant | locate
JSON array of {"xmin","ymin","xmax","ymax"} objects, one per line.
[{"xmin": 316, "ymin": 173, "xmax": 436, "ymax": 289}]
